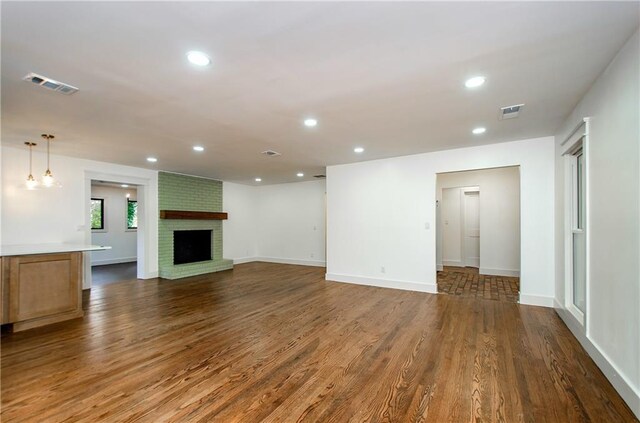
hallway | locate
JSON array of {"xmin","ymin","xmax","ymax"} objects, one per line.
[{"xmin": 437, "ymin": 266, "xmax": 520, "ymax": 303}]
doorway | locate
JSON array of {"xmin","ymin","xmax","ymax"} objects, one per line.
[
  {"xmin": 83, "ymin": 170, "xmax": 155, "ymax": 290},
  {"xmin": 89, "ymin": 180, "xmax": 140, "ymax": 286},
  {"xmin": 463, "ymin": 189, "xmax": 480, "ymax": 268},
  {"xmin": 439, "ymin": 186, "xmax": 480, "ymax": 269},
  {"xmin": 435, "ymin": 167, "xmax": 521, "ymax": 302}
]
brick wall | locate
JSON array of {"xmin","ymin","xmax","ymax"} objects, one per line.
[{"xmin": 158, "ymin": 172, "xmax": 233, "ymax": 279}]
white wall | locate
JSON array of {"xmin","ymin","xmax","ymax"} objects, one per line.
[
  {"xmin": 90, "ymin": 185, "xmax": 137, "ymax": 265},
  {"xmin": 436, "ymin": 167, "xmax": 520, "ymax": 276},
  {"xmin": 439, "ymin": 187, "xmax": 463, "ymax": 266},
  {"xmin": 554, "ymin": 29, "xmax": 639, "ymax": 416},
  {"xmin": 1, "ymin": 146, "xmax": 158, "ymax": 282},
  {"xmin": 223, "ymin": 179, "xmax": 326, "ymax": 266},
  {"xmin": 326, "ymin": 136, "xmax": 554, "ymax": 304},
  {"xmin": 222, "ymin": 182, "xmax": 258, "ymax": 262},
  {"xmin": 256, "ymin": 180, "xmax": 326, "ymax": 266}
]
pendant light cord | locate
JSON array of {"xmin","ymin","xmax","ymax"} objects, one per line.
[
  {"xmin": 24, "ymin": 141, "xmax": 37, "ymax": 177},
  {"xmin": 41, "ymin": 134, "xmax": 54, "ymax": 176}
]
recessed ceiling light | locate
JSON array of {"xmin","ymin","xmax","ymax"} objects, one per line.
[
  {"xmin": 147, "ymin": 157, "xmax": 158, "ymax": 163},
  {"xmin": 303, "ymin": 118, "xmax": 318, "ymax": 127},
  {"xmin": 255, "ymin": 177, "xmax": 262, "ymax": 182},
  {"xmin": 472, "ymin": 127, "xmax": 487, "ymax": 135},
  {"xmin": 354, "ymin": 147, "xmax": 364, "ymax": 153},
  {"xmin": 465, "ymin": 76, "xmax": 486, "ymax": 88},
  {"xmin": 193, "ymin": 145, "xmax": 204, "ymax": 152},
  {"xmin": 121, "ymin": 184, "xmax": 129, "ymax": 188},
  {"xmin": 296, "ymin": 172, "xmax": 304, "ymax": 177},
  {"xmin": 187, "ymin": 51, "xmax": 211, "ymax": 67}
]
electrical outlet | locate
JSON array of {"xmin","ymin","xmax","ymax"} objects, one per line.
[
  {"xmin": 424, "ymin": 222, "xmax": 430, "ymax": 230},
  {"xmin": 311, "ymin": 253, "xmax": 314, "ymax": 258},
  {"xmin": 381, "ymin": 266, "xmax": 386, "ymax": 274}
]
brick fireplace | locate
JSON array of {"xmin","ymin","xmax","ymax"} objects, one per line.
[{"xmin": 158, "ymin": 172, "xmax": 233, "ymax": 279}]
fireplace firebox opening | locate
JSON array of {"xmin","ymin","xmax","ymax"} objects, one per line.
[{"xmin": 173, "ymin": 230, "xmax": 212, "ymax": 265}]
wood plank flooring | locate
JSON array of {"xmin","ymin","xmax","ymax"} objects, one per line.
[
  {"xmin": 437, "ymin": 266, "xmax": 520, "ymax": 303},
  {"xmin": 1, "ymin": 262, "xmax": 636, "ymax": 422}
]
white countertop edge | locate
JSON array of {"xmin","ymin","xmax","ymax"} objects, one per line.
[{"xmin": 0, "ymin": 243, "xmax": 112, "ymax": 257}]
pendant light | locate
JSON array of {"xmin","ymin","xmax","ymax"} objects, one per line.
[
  {"xmin": 25, "ymin": 141, "xmax": 38, "ymax": 190},
  {"xmin": 41, "ymin": 134, "xmax": 55, "ymax": 187}
]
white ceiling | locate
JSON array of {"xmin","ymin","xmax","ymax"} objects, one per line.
[{"xmin": 2, "ymin": 2, "xmax": 638, "ymax": 184}]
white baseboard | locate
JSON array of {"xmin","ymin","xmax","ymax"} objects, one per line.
[
  {"xmin": 142, "ymin": 271, "xmax": 159, "ymax": 279},
  {"xmin": 232, "ymin": 257, "xmax": 257, "ymax": 265},
  {"xmin": 91, "ymin": 257, "xmax": 137, "ymax": 266},
  {"xmin": 233, "ymin": 256, "xmax": 326, "ymax": 267},
  {"xmin": 519, "ymin": 293, "xmax": 554, "ymax": 308},
  {"xmin": 442, "ymin": 260, "xmax": 462, "ymax": 267},
  {"xmin": 480, "ymin": 267, "xmax": 520, "ymax": 277},
  {"xmin": 555, "ymin": 304, "xmax": 640, "ymax": 418},
  {"xmin": 436, "ymin": 264, "xmax": 444, "ymax": 271},
  {"xmin": 258, "ymin": 257, "xmax": 326, "ymax": 267},
  {"xmin": 553, "ymin": 298, "xmax": 563, "ymax": 310},
  {"xmin": 325, "ymin": 273, "xmax": 437, "ymax": 294}
]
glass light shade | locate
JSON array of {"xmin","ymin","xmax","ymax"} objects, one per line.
[
  {"xmin": 26, "ymin": 175, "xmax": 38, "ymax": 190},
  {"xmin": 42, "ymin": 170, "xmax": 54, "ymax": 187}
]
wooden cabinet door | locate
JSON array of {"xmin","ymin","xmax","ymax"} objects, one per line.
[{"xmin": 8, "ymin": 253, "xmax": 81, "ymax": 323}]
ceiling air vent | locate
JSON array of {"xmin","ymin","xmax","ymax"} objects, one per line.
[
  {"xmin": 261, "ymin": 150, "xmax": 281, "ymax": 157},
  {"xmin": 23, "ymin": 72, "xmax": 79, "ymax": 95},
  {"xmin": 313, "ymin": 174, "xmax": 326, "ymax": 179},
  {"xmin": 499, "ymin": 104, "xmax": 524, "ymax": 120}
]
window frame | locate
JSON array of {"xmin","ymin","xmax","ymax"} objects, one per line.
[{"xmin": 561, "ymin": 119, "xmax": 589, "ymax": 328}]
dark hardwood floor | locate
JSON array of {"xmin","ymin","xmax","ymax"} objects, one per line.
[
  {"xmin": 91, "ymin": 262, "xmax": 138, "ymax": 286},
  {"xmin": 437, "ymin": 266, "xmax": 520, "ymax": 303},
  {"xmin": 1, "ymin": 262, "xmax": 636, "ymax": 422}
]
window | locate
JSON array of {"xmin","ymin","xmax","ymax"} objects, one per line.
[
  {"xmin": 91, "ymin": 198, "xmax": 104, "ymax": 230},
  {"xmin": 576, "ymin": 151, "xmax": 585, "ymax": 230},
  {"xmin": 562, "ymin": 119, "xmax": 588, "ymax": 324},
  {"xmin": 572, "ymin": 148, "xmax": 586, "ymax": 313},
  {"xmin": 127, "ymin": 199, "xmax": 138, "ymax": 230}
]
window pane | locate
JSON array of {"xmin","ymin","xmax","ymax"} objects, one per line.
[
  {"xmin": 577, "ymin": 153, "xmax": 585, "ymax": 229},
  {"xmin": 573, "ymin": 231, "xmax": 586, "ymax": 312},
  {"xmin": 91, "ymin": 199, "xmax": 104, "ymax": 230},
  {"xmin": 127, "ymin": 200, "xmax": 138, "ymax": 229},
  {"xmin": 573, "ymin": 149, "xmax": 586, "ymax": 314}
]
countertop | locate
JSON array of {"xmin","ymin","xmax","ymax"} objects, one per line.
[{"xmin": 0, "ymin": 243, "xmax": 112, "ymax": 257}]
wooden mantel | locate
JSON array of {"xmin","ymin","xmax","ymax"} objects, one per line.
[{"xmin": 160, "ymin": 210, "xmax": 228, "ymax": 220}]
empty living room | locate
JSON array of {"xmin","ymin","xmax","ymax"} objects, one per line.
[{"xmin": 1, "ymin": 1, "xmax": 639, "ymax": 422}]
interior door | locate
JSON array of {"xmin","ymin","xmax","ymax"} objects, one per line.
[{"xmin": 463, "ymin": 191, "xmax": 480, "ymax": 268}]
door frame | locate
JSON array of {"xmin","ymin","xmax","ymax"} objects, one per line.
[{"xmin": 84, "ymin": 171, "xmax": 154, "ymax": 289}]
